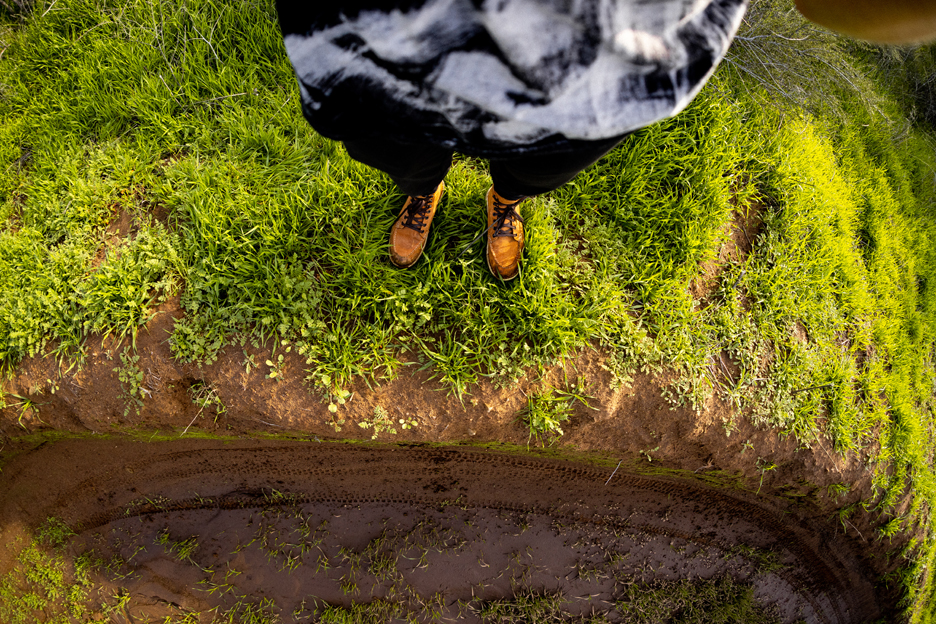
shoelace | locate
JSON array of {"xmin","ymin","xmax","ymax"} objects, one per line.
[
  {"xmin": 490, "ymin": 195, "xmax": 525, "ymax": 238},
  {"xmin": 455, "ymin": 194, "xmax": 526, "ymax": 261},
  {"xmin": 401, "ymin": 194, "xmax": 434, "ymax": 233}
]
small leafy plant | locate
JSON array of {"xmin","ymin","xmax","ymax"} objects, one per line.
[
  {"xmin": 188, "ymin": 381, "xmax": 226, "ymax": 422},
  {"xmin": 520, "ymin": 376, "xmax": 595, "ymax": 446},
  {"xmin": 520, "ymin": 389, "xmax": 572, "ymax": 446},
  {"xmin": 314, "ymin": 373, "xmax": 354, "ymax": 432},
  {"xmin": 328, "ymin": 388, "xmax": 351, "ymax": 414},
  {"xmin": 114, "ymin": 350, "xmax": 146, "ymax": 417},
  {"xmin": 358, "ymin": 405, "xmax": 417, "ymax": 440},
  {"xmin": 756, "ymin": 458, "xmax": 777, "ymax": 495},
  {"xmin": 639, "ymin": 446, "xmax": 661, "ymax": 462},
  {"xmin": 2, "ymin": 391, "xmax": 44, "ymax": 428},
  {"xmin": 265, "ymin": 354, "xmax": 285, "ymax": 381}
]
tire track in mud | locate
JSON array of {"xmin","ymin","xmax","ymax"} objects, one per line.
[
  {"xmin": 81, "ymin": 493, "xmax": 839, "ymax": 623},
  {"xmin": 1, "ymin": 439, "xmax": 885, "ymax": 623}
]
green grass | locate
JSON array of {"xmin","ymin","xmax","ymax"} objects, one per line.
[
  {"xmin": 2, "ymin": 0, "xmax": 936, "ymax": 618},
  {"xmin": 520, "ymin": 387, "xmax": 573, "ymax": 444},
  {"xmin": 520, "ymin": 376, "xmax": 595, "ymax": 445},
  {"xmin": 0, "ymin": 518, "xmax": 96, "ymax": 624}
]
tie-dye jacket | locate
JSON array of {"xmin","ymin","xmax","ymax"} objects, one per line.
[{"xmin": 276, "ymin": 0, "xmax": 746, "ymax": 156}]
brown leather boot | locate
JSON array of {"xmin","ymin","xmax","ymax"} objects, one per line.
[
  {"xmin": 389, "ymin": 181, "xmax": 444, "ymax": 268},
  {"xmin": 485, "ymin": 186, "xmax": 526, "ymax": 281}
]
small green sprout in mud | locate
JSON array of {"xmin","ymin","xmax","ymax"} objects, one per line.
[
  {"xmin": 724, "ymin": 544, "xmax": 784, "ymax": 574},
  {"xmin": 339, "ymin": 579, "xmax": 359, "ymax": 596},
  {"xmin": 155, "ymin": 529, "xmax": 199, "ymax": 563},
  {"xmin": 318, "ymin": 599, "xmax": 402, "ymax": 622},
  {"xmin": 755, "ymin": 458, "xmax": 777, "ymax": 495},
  {"xmin": 639, "ymin": 446, "xmax": 661, "ymax": 462},
  {"xmin": 358, "ymin": 405, "xmax": 417, "ymax": 439},
  {"xmin": 475, "ymin": 589, "xmax": 568, "ymax": 622}
]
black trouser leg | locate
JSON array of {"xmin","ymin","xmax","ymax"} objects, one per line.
[
  {"xmin": 342, "ymin": 137, "xmax": 453, "ymax": 197},
  {"xmin": 488, "ymin": 134, "xmax": 628, "ymax": 200}
]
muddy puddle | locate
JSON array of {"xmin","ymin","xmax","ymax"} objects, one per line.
[{"xmin": 0, "ymin": 438, "xmax": 888, "ymax": 623}]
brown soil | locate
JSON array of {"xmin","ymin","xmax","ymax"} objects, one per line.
[{"xmin": 0, "ymin": 439, "xmax": 891, "ymax": 622}]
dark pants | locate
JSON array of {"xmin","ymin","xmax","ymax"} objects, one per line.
[{"xmin": 342, "ymin": 135, "xmax": 627, "ymax": 200}]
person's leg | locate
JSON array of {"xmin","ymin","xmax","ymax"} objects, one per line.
[
  {"xmin": 342, "ymin": 137, "xmax": 453, "ymax": 197},
  {"xmin": 341, "ymin": 136, "xmax": 453, "ymax": 268},
  {"xmin": 484, "ymin": 135, "xmax": 627, "ymax": 280},
  {"xmin": 488, "ymin": 134, "xmax": 627, "ymax": 199}
]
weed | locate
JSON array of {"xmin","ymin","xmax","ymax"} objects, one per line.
[
  {"xmin": 756, "ymin": 458, "xmax": 777, "ymax": 495},
  {"xmin": 155, "ymin": 529, "xmax": 199, "ymax": 563},
  {"xmin": 326, "ymin": 411, "xmax": 348, "ymax": 433},
  {"xmin": 878, "ymin": 517, "xmax": 906, "ymax": 542},
  {"xmin": 2, "ymin": 392, "xmax": 44, "ymax": 428},
  {"xmin": 188, "ymin": 380, "xmax": 226, "ymax": 423},
  {"xmin": 113, "ymin": 349, "xmax": 146, "ymax": 417},
  {"xmin": 339, "ymin": 579, "xmax": 359, "ymax": 596},
  {"xmin": 476, "ymin": 589, "xmax": 567, "ymax": 623},
  {"xmin": 37, "ymin": 518, "xmax": 74, "ymax": 549},
  {"xmin": 519, "ymin": 388, "xmax": 572, "ymax": 446},
  {"xmin": 724, "ymin": 544, "xmax": 784, "ymax": 575},
  {"xmin": 242, "ymin": 350, "xmax": 257, "ymax": 375},
  {"xmin": 358, "ymin": 405, "xmax": 416, "ymax": 440},
  {"xmin": 317, "ymin": 599, "xmax": 402, "ymax": 623},
  {"xmin": 0, "ymin": 518, "xmax": 97, "ymax": 624},
  {"xmin": 215, "ymin": 597, "xmax": 280, "ymax": 624},
  {"xmin": 519, "ymin": 375, "xmax": 596, "ymax": 446},
  {"xmin": 327, "ymin": 387, "xmax": 352, "ymax": 414},
  {"xmin": 639, "ymin": 446, "xmax": 661, "ymax": 463},
  {"xmin": 555, "ymin": 373, "xmax": 598, "ymax": 410},
  {"xmin": 265, "ymin": 354, "xmax": 285, "ymax": 381},
  {"xmin": 314, "ymin": 373, "xmax": 354, "ymax": 431},
  {"xmin": 827, "ymin": 482, "xmax": 850, "ymax": 500}
]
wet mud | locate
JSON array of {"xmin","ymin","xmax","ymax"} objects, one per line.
[{"xmin": 0, "ymin": 437, "xmax": 891, "ymax": 623}]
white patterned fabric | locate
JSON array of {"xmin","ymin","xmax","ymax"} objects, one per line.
[{"xmin": 277, "ymin": 0, "xmax": 746, "ymax": 156}]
